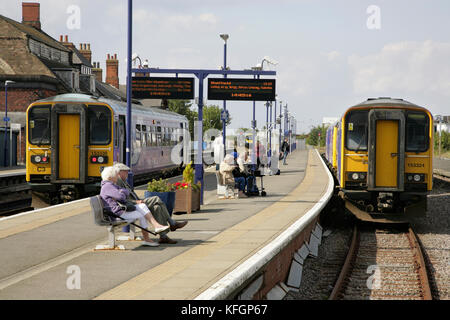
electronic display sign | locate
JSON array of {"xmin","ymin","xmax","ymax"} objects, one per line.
[
  {"xmin": 207, "ymin": 78, "xmax": 276, "ymax": 101},
  {"xmin": 132, "ymin": 77, "xmax": 195, "ymax": 99}
]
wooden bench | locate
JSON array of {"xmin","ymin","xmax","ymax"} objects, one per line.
[{"xmin": 90, "ymin": 195, "xmax": 137, "ymax": 249}]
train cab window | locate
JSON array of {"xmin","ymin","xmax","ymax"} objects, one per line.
[
  {"xmin": 406, "ymin": 112, "xmax": 429, "ymax": 152},
  {"xmin": 87, "ymin": 105, "xmax": 111, "ymax": 145},
  {"xmin": 345, "ymin": 111, "xmax": 368, "ymax": 151},
  {"xmin": 28, "ymin": 105, "xmax": 51, "ymax": 145}
]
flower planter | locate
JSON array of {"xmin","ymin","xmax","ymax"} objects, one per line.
[
  {"xmin": 144, "ymin": 191, "xmax": 176, "ymax": 216},
  {"xmin": 173, "ymin": 187, "xmax": 200, "ymax": 214}
]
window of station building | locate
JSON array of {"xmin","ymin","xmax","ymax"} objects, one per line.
[
  {"xmin": 28, "ymin": 105, "xmax": 51, "ymax": 145},
  {"xmin": 345, "ymin": 110, "xmax": 368, "ymax": 151},
  {"xmin": 406, "ymin": 112, "xmax": 429, "ymax": 152},
  {"xmin": 87, "ymin": 105, "xmax": 111, "ymax": 145}
]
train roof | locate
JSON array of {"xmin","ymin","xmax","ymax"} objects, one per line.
[
  {"xmin": 34, "ymin": 93, "xmax": 188, "ymax": 122},
  {"xmin": 350, "ymin": 97, "xmax": 425, "ymax": 109}
]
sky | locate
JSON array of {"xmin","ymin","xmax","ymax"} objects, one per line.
[{"xmin": 2, "ymin": 0, "xmax": 450, "ymax": 133}]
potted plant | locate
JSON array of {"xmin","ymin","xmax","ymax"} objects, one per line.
[
  {"xmin": 173, "ymin": 162, "xmax": 201, "ymax": 214},
  {"xmin": 145, "ymin": 178, "xmax": 176, "ymax": 216}
]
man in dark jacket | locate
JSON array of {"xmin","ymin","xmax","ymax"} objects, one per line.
[
  {"xmin": 281, "ymin": 138, "xmax": 290, "ymax": 165},
  {"xmin": 114, "ymin": 163, "xmax": 188, "ymax": 244}
]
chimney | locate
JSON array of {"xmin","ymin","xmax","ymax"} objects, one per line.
[
  {"xmin": 22, "ymin": 2, "xmax": 41, "ymax": 30},
  {"xmin": 60, "ymin": 34, "xmax": 75, "ymax": 51},
  {"xmin": 92, "ymin": 62, "xmax": 103, "ymax": 82},
  {"xmin": 106, "ymin": 54, "xmax": 119, "ymax": 89},
  {"xmin": 79, "ymin": 43, "xmax": 92, "ymax": 64}
]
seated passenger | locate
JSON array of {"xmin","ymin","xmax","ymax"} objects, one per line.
[
  {"xmin": 220, "ymin": 154, "xmax": 246, "ymax": 198},
  {"xmin": 99, "ymin": 166, "xmax": 169, "ymax": 247},
  {"xmin": 113, "ymin": 163, "xmax": 188, "ymax": 245},
  {"xmin": 232, "ymin": 152, "xmax": 248, "ymax": 198}
]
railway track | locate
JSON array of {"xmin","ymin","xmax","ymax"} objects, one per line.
[{"xmin": 329, "ymin": 224, "xmax": 432, "ymax": 300}]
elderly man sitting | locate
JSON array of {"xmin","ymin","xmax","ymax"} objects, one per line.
[{"xmin": 113, "ymin": 163, "xmax": 187, "ymax": 244}]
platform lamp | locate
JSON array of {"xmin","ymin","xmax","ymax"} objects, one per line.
[{"xmin": 3, "ymin": 80, "xmax": 15, "ymax": 167}]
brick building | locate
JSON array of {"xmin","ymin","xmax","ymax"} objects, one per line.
[{"xmin": 0, "ymin": 2, "xmax": 129, "ymax": 165}]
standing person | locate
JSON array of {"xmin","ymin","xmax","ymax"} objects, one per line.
[
  {"xmin": 114, "ymin": 163, "xmax": 188, "ymax": 244},
  {"xmin": 281, "ymin": 138, "xmax": 290, "ymax": 165},
  {"xmin": 99, "ymin": 166, "xmax": 169, "ymax": 247}
]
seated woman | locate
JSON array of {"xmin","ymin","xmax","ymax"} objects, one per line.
[
  {"xmin": 220, "ymin": 154, "xmax": 246, "ymax": 198},
  {"xmin": 99, "ymin": 166, "xmax": 169, "ymax": 247}
]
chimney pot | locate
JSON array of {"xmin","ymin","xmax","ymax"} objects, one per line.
[
  {"xmin": 22, "ymin": 2, "xmax": 41, "ymax": 30},
  {"xmin": 87, "ymin": 44, "xmax": 91, "ymax": 51},
  {"xmin": 65, "ymin": 35, "xmax": 68, "ymax": 42},
  {"xmin": 60, "ymin": 35, "xmax": 63, "ymax": 42},
  {"xmin": 114, "ymin": 54, "xmax": 117, "ymax": 60}
]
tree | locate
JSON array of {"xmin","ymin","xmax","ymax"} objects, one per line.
[{"xmin": 306, "ymin": 125, "xmax": 328, "ymax": 147}]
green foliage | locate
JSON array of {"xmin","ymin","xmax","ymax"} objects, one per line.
[
  {"xmin": 181, "ymin": 162, "xmax": 200, "ymax": 190},
  {"xmin": 147, "ymin": 178, "xmax": 173, "ymax": 192},
  {"xmin": 306, "ymin": 125, "xmax": 328, "ymax": 147},
  {"xmin": 434, "ymin": 130, "xmax": 450, "ymax": 152},
  {"xmin": 168, "ymin": 100, "xmax": 231, "ymax": 139}
]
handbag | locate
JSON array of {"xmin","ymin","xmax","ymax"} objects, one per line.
[{"xmin": 118, "ymin": 201, "xmax": 136, "ymax": 212}]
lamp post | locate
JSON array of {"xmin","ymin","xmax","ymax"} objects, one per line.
[
  {"xmin": 3, "ymin": 80, "xmax": 15, "ymax": 167},
  {"xmin": 220, "ymin": 34, "xmax": 229, "ymax": 147}
]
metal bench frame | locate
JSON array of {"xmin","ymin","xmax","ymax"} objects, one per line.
[{"xmin": 90, "ymin": 195, "xmax": 137, "ymax": 249}]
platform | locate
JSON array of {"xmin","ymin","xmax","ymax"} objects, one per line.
[{"xmin": 0, "ymin": 148, "xmax": 331, "ymax": 299}]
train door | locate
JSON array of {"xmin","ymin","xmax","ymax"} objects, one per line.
[
  {"xmin": 367, "ymin": 109, "xmax": 405, "ymax": 191},
  {"xmin": 50, "ymin": 104, "xmax": 87, "ymax": 184},
  {"xmin": 119, "ymin": 115, "xmax": 126, "ymax": 163},
  {"xmin": 58, "ymin": 114, "xmax": 80, "ymax": 179},
  {"xmin": 375, "ymin": 120, "xmax": 398, "ymax": 187}
]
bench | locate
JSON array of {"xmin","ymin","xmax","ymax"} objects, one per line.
[{"xmin": 90, "ymin": 195, "xmax": 137, "ymax": 249}]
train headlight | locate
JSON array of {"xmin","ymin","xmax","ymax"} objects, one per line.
[
  {"xmin": 414, "ymin": 174, "xmax": 421, "ymax": 182},
  {"xmin": 352, "ymin": 173, "xmax": 359, "ymax": 180},
  {"xmin": 407, "ymin": 175, "xmax": 413, "ymax": 182},
  {"xmin": 406, "ymin": 173, "xmax": 425, "ymax": 183},
  {"xmin": 90, "ymin": 155, "xmax": 108, "ymax": 164},
  {"xmin": 31, "ymin": 155, "xmax": 50, "ymax": 164}
]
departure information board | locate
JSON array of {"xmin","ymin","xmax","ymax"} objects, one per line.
[
  {"xmin": 207, "ymin": 78, "xmax": 276, "ymax": 101},
  {"xmin": 132, "ymin": 77, "xmax": 195, "ymax": 99}
]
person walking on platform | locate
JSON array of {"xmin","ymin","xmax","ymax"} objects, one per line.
[
  {"xmin": 100, "ymin": 166, "xmax": 169, "ymax": 247},
  {"xmin": 281, "ymin": 138, "xmax": 290, "ymax": 165},
  {"xmin": 114, "ymin": 163, "xmax": 188, "ymax": 244}
]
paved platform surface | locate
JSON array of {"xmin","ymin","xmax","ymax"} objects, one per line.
[
  {"xmin": 0, "ymin": 148, "xmax": 330, "ymax": 299},
  {"xmin": 434, "ymin": 157, "xmax": 450, "ymax": 177},
  {"xmin": 0, "ymin": 167, "xmax": 26, "ymax": 177}
]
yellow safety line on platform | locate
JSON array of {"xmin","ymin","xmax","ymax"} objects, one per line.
[{"xmin": 96, "ymin": 150, "xmax": 329, "ymax": 300}]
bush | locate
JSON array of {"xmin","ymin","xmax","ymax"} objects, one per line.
[
  {"xmin": 434, "ymin": 130, "xmax": 450, "ymax": 152},
  {"xmin": 147, "ymin": 178, "xmax": 173, "ymax": 192}
]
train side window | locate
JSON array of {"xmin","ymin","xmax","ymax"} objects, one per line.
[
  {"xmin": 406, "ymin": 112, "xmax": 429, "ymax": 152},
  {"xmin": 345, "ymin": 110, "xmax": 368, "ymax": 151},
  {"xmin": 114, "ymin": 121, "xmax": 118, "ymax": 147},
  {"xmin": 141, "ymin": 125, "xmax": 147, "ymax": 147},
  {"xmin": 135, "ymin": 124, "xmax": 141, "ymax": 147},
  {"xmin": 28, "ymin": 105, "xmax": 51, "ymax": 145},
  {"xmin": 87, "ymin": 105, "xmax": 111, "ymax": 145}
]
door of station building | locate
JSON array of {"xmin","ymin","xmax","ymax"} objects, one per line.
[
  {"xmin": 58, "ymin": 114, "xmax": 80, "ymax": 180},
  {"xmin": 375, "ymin": 120, "xmax": 398, "ymax": 188}
]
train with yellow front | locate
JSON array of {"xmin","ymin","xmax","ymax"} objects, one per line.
[{"xmin": 325, "ymin": 98, "xmax": 433, "ymax": 221}]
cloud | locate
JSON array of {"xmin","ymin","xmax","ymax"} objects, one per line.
[{"xmin": 348, "ymin": 40, "xmax": 450, "ymax": 96}]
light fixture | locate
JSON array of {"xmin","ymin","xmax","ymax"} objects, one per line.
[{"xmin": 220, "ymin": 34, "xmax": 229, "ymax": 42}]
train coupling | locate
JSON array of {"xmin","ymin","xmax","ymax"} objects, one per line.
[
  {"xmin": 377, "ymin": 192, "xmax": 394, "ymax": 211},
  {"xmin": 59, "ymin": 185, "xmax": 80, "ymax": 202}
]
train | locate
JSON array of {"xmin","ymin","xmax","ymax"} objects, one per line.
[
  {"xmin": 325, "ymin": 97, "xmax": 433, "ymax": 222},
  {"xmin": 26, "ymin": 93, "xmax": 189, "ymax": 203}
]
